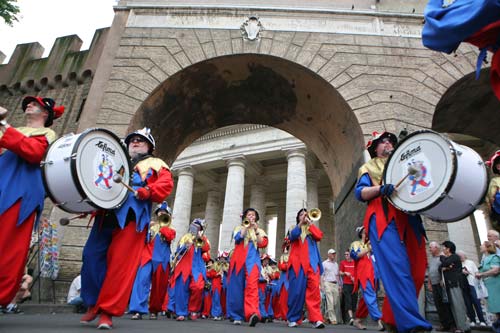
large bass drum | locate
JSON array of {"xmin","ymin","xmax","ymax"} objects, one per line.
[
  {"xmin": 383, "ymin": 130, "xmax": 487, "ymax": 222},
  {"xmin": 42, "ymin": 128, "xmax": 131, "ymax": 213}
]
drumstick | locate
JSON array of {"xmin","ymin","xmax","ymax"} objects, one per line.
[
  {"xmin": 395, "ymin": 165, "xmax": 419, "ymax": 189},
  {"xmin": 112, "ymin": 174, "xmax": 136, "ymax": 195},
  {"xmin": 59, "ymin": 213, "xmax": 88, "ymax": 226}
]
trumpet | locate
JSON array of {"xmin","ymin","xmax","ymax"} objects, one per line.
[
  {"xmin": 195, "ymin": 236, "xmax": 204, "ymax": 247},
  {"xmin": 158, "ymin": 213, "xmax": 171, "ymax": 225},
  {"xmin": 307, "ymin": 208, "xmax": 321, "ymax": 222},
  {"xmin": 242, "ymin": 218, "xmax": 251, "ymax": 227}
]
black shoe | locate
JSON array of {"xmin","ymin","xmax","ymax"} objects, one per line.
[{"xmin": 249, "ymin": 314, "xmax": 259, "ymax": 327}]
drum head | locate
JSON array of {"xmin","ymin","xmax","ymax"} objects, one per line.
[
  {"xmin": 384, "ymin": 130, "xmax": 456, "ymax": 213},
  {"xmin": 72, "ymin": 128, "xmax": 131, "ymax": 210}
]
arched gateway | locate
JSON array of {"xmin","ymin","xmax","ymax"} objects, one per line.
[{"xmin": 0, "ymin": 0, "xmax": 495, "ymax": 302}]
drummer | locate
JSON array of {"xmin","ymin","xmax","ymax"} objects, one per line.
[
  {"xmin": 79, "ymin": 127, "xmax": 174, "ymax": 329},
  {"xmin": 0, "ymin": 97, "xmax": 64, "ymax": 308},
  {"xmin": 355, "ymin": 131, "xmax": 431, "ymax": 333},
  {"xmin": 485, "ymin": 150, "xmax": 500, "ymax": 231}
]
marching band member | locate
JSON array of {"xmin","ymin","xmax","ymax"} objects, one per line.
[
  {"xmin": 274, "ymin": 239, "xmax": 290, "ymax": 321},
  {"xmin": 201, "ymin": 259, "xmax": 214, "ymax": 319},
  {"xmin": 350, "ymin": 226, "xmax": 384, "ymax": 331},
  {"xmin": 0, "ymin": 97, "xmax": 64, "ymax": 307},
  {"xmin": 258, "ymin": 254, "xmax": 271, "ymax": 323},
  {"xmin": 80, "ymin": 127, "xmax": 173, "ymax": 329},
  {"xmin": 286, "ymin": 208, "xmax": 325, "ymax": 329},
  {"xmin": 355, "ymin": 131, "xmax": 431, "ymax": 333},
  {"xmin": 207, "ymin": 257, "xmax": 224, "ymax": 320},
  {"xmin": 219, "ymin": 251, "xmax": 230, "ymax": 318},
  {"xmin": 129, "ymin": 201, "xmax": 176, "ymax": 320},
  {"xmin": 485, "ymin": 150, "xmax": 500, "ymax": 231},
  {"xmin": 170, "ymin": 218, "xmax": 210, "ymax": 321},
  {"xmin": 227, "ymin": 208, "xmax": 268, "ymax": 327},
  {"xmin": 266, "ymin": 257, "xmax": 280, "ymax": 322}
]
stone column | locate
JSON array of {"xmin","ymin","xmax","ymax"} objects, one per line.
[
  {"xmin": 204, "ymin": 190, "xmax": 222, "ymax": 257},
  {"xmin": 274, "ymin": 204, "xmax": 287, "ymax": 256},
  {"xmin": 250, "ymin": 182, "xmax": 267, "ymax": 233},
  {"xmin": 219, "ymin": 156, "xmax": 246, "ymax": 251},
  {"xmin": 172, "ymin": 166, "xmax": 195, "ymax": 247},
  {"xmin": 307, "ymin": 170, "xmax": 320, "ymax": 227},
  {"xmin": 285, "ymin": 148, "xmax": 308, "ymax": 232}
]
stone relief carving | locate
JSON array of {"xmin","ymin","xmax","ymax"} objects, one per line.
[{"xmin": 241, "ymin": 16, "xmax": 263, "ymax": 41}]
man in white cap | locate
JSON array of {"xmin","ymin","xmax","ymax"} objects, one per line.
[{"xmin": 321, "ymin": 249, "xmax": 340, "ymax": 324}]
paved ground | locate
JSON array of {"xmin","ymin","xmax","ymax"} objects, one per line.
[{"xmin": 0, "ymin": 311, "xmax": 384, "ymax": 333}]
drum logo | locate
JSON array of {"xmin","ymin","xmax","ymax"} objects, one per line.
[
  {"xmin": 94, "ymin": 154, "xmax": 114, "ymax": 190},
  {"xmin": 405, "ymin": 157, "xmax": 433, "ymax": 196},
  {"xmin": 95, "ymin": 141, "xmax": 116, "ymax": 156}
]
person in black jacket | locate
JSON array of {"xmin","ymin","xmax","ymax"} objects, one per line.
[{"xmin": 440, "ymin": 241, "xmax": 470, "ymax": 333}]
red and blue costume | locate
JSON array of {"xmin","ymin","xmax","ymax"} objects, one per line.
[
  {"xmin": 0, "ymin": 126, "xmax": 57, "ymax": 306},
  {"xmin": 273, "ymin": 252, "xmax": 289, "ymax": 321},
  {"xmin": 129, "ymin": 205, "xmax": 175, "ymax": 316},
  {"xmin": 80, "ymin": 155, "xmax": 173, "ymax": 317},
  {"xmin": 485, "ymin": 151, "xmax": 500, "ymax": 231},
  {"xmin": 170, "ymin": 226, "xmax": 210, "ymax": 319},
  {"xmin": 355, "ymin": 156, "xmax": 431, "ymax": 332},
  {"xmin": 207, "ymin": 262, "xmax": 223, "ymax": 318},
  {"xmin": 226, "ymin": 225, "xmax": 268, "ymax": 322},
  {"xmin": 286, "ymin": 213, "xmax": 324, "ymax": 324}
]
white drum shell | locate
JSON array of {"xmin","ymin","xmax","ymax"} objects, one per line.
[
  {"xmin": 42, "ymin": 129, "xmax": 130, "ymax": 213},
  {"xmin": 385, "ymin": 131, "xmax": 487, "ymax": 222}
]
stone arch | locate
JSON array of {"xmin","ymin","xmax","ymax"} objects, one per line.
[{"xmin": 129, "ymin": 53, "xmax": 364, "ymax": 199}]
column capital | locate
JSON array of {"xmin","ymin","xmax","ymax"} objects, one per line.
[
  {"xmin": 175, "ymin": 165, "xmax": 195, "ymax": 178},
  {"xmin": 223, "ymin": 155, "xmax": 247, "ymax": 168},
  {"xmin": 284, "ymin": 147, "xmax": 307, "ymax": 161}
]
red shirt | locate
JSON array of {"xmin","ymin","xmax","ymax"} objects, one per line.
[{"xmin": 339, "ymin": 259, "xmax": 356, "ymax": 285}]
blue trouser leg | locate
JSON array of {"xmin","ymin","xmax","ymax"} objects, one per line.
[
  {"xmin": 227, "ymin": 267, "xmax": 245, "ymax": 321},
  {"xmin": 173, "ymin": 275, "xmax": 191, "ymax": 316},
  {"xmin": 129, "ymin": 261, "xmax": 153, "ymax": 314},
  {"xmin": 81, "ymin": 221, "xmax": 113, "ymax": 307},
  {"xmin": 287, "ymin": 267, "xmax": 306, "ymax": 322},
  {"xmin": 369, "ymin": 219, "xmax": 432, "ymax": 332},
  {"xmin": 258, "ymin": 285, "xmax": 267, "ymax": 318},
  {"xmin": 361, "ymin": 280, "xmax": 381, "ymax": 321},
  {"xmin": 211, "ymin": 289, "xmax": 222, "ymax": 317}
]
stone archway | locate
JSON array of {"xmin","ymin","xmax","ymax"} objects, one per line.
[{"xmin": 129, "ymin": 54, "xmax": 364, "ymax": 202}]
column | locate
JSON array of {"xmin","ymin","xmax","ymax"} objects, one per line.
[
  {"xmin": 204, "ymin": 190, "xmax": 222, "ymax": 257},
  {"xmin": 172, "ymin": 166, "xmax": 195, "ymax": 248},
  {"xmin": 219, "ymin": 156, "xmax": 246, "ymax": 251},
  {"xmin": 249, "ymin": 181, "xmax": 266, "ymax": 233},
  {"xmin": 285, "ymin": 148, "xmax": 308, "ymax": 232},
  {"xmin": 274, "ymin": 204, "xmax": 287, "ymax": 256},
  {"xmin": 307, "ymin": 170, "xmax": 320, "ymax": 227}
]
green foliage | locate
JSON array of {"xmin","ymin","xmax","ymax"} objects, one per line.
[{"xmin": 0, "ymin": 0, "xmax": 20, "ymax": 26}]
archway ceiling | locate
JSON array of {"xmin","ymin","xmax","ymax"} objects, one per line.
[
  {"xmin": 433, "ymin": 68, "xmax": 500, "ymax": 150},
  {"xmin": 131, "ymin": 54, "xmax": 364, "ymax": 198}
]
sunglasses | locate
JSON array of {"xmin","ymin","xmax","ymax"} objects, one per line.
[{"xmin": 130, "ymin": 137, "xmax": 146, "ymax": 143}]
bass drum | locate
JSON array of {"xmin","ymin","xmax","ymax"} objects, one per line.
[
  {"xmin": 384, "ymin": 130, "xmax": 487, "ymax": 222},
  {"xmin": 42, "ymin": 128, "xmax": 131, "ymax": 213}
]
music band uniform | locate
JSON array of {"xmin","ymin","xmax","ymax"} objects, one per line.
[
  {"xmin": 0, "ymin": 96, "xmax": 64, "ymax": 306},
  {"xmin": 80, "ymin": 128, "xmax": 173, "ymax": 329}
]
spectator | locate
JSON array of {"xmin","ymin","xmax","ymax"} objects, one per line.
[
  {"xmin": 339, "ymin": 249, "xmax": 357, "ymax": 325},
  {"xmin": 321, "ymin": 249, "xmax": 340, "ymax": 325},
  {"xmin": 476, "ymin": 241, "xmax": 500, "ymax": 332},
  {"xmin": 68, "ymin": 275, "xmax": 85, "ymax": 313},
  {"xmin": 456, "ymin": 250, "xmax": 487, "ymax": 327},
  {"xmin": 440, "ymin": 241, "xmax": 470, "ymax": 333}
]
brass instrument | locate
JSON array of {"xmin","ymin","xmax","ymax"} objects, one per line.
[
  {"xmin": 158, "ymin": 213, "xmax": 171, "ymax": 226},
  {"xmin": 242, "ymin": 218, "xmax": 251, "ymax": 227},
  {"xmin": 195, "ymin": 236, "xmax": 204, "ymax": 247},
  {"xmin": 307, "ymin": 208, "xmax": 321, "ymax": 222}
]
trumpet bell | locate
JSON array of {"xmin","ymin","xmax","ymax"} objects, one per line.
[
  {"xmin": 242, "ymin": 218, "xmax": 251, "ymax": 226},
  {"xmin": 308, "ymin": 208, "xmax": 321, "ymax": 221},
  {"xmin": 158, "ymin": 213, "xmax": 171, "ymax": 226}
]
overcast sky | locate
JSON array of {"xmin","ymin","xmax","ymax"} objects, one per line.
[{"xmin": 0, "ymin": 0, "xmax": 117, "ymax": 63}]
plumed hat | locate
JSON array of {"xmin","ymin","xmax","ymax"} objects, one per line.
[
  {"xmin": 366, "ymin": 131, "xmax": 397, "ymax": 158},
  {"xmin": 22, "ymin": 96, "xmax": 65, "ymax": 127}
]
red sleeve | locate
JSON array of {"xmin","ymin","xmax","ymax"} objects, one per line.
[
  {"xmin": 206, "ymin": 269, "xmax": 217, "ymax": 279},
  {"xmin": 0, "ymin": 127, "xmax": 49, "ymax": 164},
  {"xmin": 159, "ymin": 227, "xmax": 176, "ymax": 242},
  {"xmin": 201, "ymin": 235, "xmax": 211, "ymax": 253},
  {"xmin": 146, "ymin": 167, "xmax": 174, "ymax": 203},
  {"xmin": 257, "ymin": 236, "xmax": 268, "ymax": 249},
  {"xmin": 272, "ymin": 271, "xmax": 280, "ymax": 280},
  {"xmin": 278, "ymin": 262, "xmax": 288, "ymax": 271},
  {"xmin": 309, "ymin": 224, "xmax": 323, "ymax": 241}
]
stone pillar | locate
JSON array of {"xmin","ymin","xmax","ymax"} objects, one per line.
[
  {"xmin": 219, "ymin": 156, "xmax": 246, "ymax": 251},
  {"xmin": 307, "ymin": 170, "xmax": 320, "ymax": 227},
  {"xmin": 285, "ymin": 148, "xmax": 308, "ymax": 232},
  {"xmin": 250, "ymin": 182, "xmax": 267, "ymax": 233},
  {"xmin": 274, "ymin": 204, "xmax": 287, "ymax": 256},
  {"xmin": 204, "ymin": 190, "xmax": 222, "ymax": 257},
  {"xmin": 172, "ymin": 166, "xmax": 195, "ymax": 247}
]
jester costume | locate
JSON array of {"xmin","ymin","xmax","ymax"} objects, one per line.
[
  {"xmin": 350, "ymin": 240, "xmax": 381, "ymax": 321},
  {"xmin": 274, "ymin": 252, "xmax": 289, "ymax": 321},
  {"xmin": 206, "ymin": 262, "xmax": 223, "ymax": 319},
  {"xmin": 80, "ymin": 155, "xmax": 173, "ymax": 316},
  {"xmin": 226, "ymin": 225, "xmax": 268, "ymax": 322},
  {"xmin": 170, "ymin": 232, "xmax": 210, "ymax": 318},
  {"xmin": 355, "ymin": 157, "xmax": 431, "ymax": 332},
  {"xmin": 0, "ymin": 126, "xmax": 57, "ymax": 306},
  {"xmin": 485, "ymin": 151, "xmax": 500, "ymax": 231},
  {"xmin": 129, "ymin": 218, "xmax": 176, "ymax": 316},
  {"xmin": 286, "ymin": 220, "xmax": 324, "ymax": 324}
]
